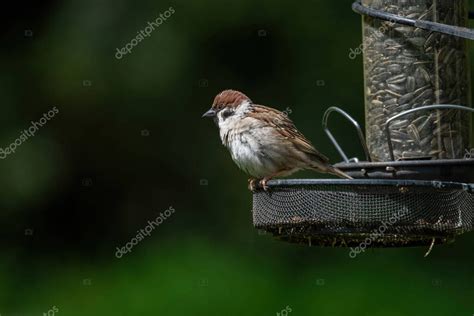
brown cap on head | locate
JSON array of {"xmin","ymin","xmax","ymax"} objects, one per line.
[
  {"xmin": 202, "ymin": 89, "xmax": 251, "ymax": 118},
  {"xmin": 212, "ymin": 90, "xmax": 252, "ymax": 110}
]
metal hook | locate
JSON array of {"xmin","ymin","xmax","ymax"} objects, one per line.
[
  {"xmin": 385, "ymin": 104, "xmax": 474, "ymax": 161},
  {"xmin": 322, "ymin": 106, "xmax": 371, "ymax": 163}
]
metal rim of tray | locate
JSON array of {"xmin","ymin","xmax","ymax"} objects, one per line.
[
  {"xmin": 258, "ymin": 178, "xmax": 474, "ymax": 190},
  {"xmin": 334, "ymin": 159, "xmax": 474, "ymax": 182},
  {"xmin": 335, "ymin": 159, "xmax": 474, "ymax": 168}
]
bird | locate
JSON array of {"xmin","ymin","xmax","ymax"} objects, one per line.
[{"xmin": 202, "ymin": 89, "xmax": 352, "ymax": 190}]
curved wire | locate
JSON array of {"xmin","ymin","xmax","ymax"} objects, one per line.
[{"xmin": 322, "ymin": 107, "xmax": 371, "ymax": 163}]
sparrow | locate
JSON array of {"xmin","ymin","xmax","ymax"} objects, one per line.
[{"xmin": 202, "ymin": 89, "xmax": 352, "ymax": 190}]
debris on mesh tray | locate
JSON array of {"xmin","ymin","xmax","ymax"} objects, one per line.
[
  {"xmin": 261, "ymin": 225, "xmax": 456, "ymax": 248},
  {"xmin": 399, "ymin": 186, "xmax": 409, "ymax": 193},
  {"xmin": 424, "ymin": 238, "xmax": 436, "ymax": 257},
  {"xmin": 290, "ymin": 216, "xmax": 304, "ymax": 223}
]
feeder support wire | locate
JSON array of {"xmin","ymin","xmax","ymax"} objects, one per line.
[{"xmin": 352, "ymin": 0, "xmax": 474, "ymax": 40}]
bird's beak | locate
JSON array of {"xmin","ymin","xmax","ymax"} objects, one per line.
[{"xmin": 202, "ymin": 108, "xmax": 216, "ymax": 118}]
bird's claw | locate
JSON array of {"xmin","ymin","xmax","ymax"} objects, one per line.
[
  {"xmin": 248, "ymin": 178, "xmax": 258, "ymax": 191},
  {"xmin": 248, "ymin": 178, "xmax": 271, "ymax": 191},
  {"xmin": 259, "ymin": 178, "xmax": 270, "ymax": 191}
]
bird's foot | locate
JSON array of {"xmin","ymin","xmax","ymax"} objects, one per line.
[
  {"xmin": 259, "ymin": 178, "xmax": 271, "ymax": 191},
  {"xmin": 248, "ymin": 178, "xmax": 259, "ymax": 191}
]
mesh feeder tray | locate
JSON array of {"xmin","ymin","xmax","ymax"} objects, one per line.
[
  {"xmin": 252, "ymin": 179, "xmax": 474, "ymax": 247},
  {"xmin": 251, "ymin": 105, "xmax": 474, "ymax": 247}
]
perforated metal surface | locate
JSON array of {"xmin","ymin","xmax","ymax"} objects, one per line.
[{"xmin": 252, "ymin": 179, "xmax": 474, "ymax": 247}]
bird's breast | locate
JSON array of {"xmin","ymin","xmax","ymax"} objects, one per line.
[{"xmin": 219, "ymin": 119, "xmax": 278, "ymax": 178}]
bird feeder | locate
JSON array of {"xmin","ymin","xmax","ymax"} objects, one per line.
[{"xmin": 252, "ymin": 0, "xmax": 474, "ymax": 248}]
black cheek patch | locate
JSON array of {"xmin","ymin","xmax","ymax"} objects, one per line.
[{"xmin": 221, "ymin": 109, "xmax": 234, "ymax": 120}]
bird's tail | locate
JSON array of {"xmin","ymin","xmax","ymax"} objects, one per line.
[
  {"xmin": 310, "ymin": 164, "xmax": 353, "ymax": 179},
  {"xmin": 328, "ymin": 166, "xmax": 353, "ymax": 179}
]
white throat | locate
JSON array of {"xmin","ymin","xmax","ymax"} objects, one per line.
[{"xmin": 217, "ymin": 100, "xmax": 251, "ymax": 144}]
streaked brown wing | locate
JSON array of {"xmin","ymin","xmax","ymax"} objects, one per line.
[{"xmin": 249, "ymin": 104, "xmax": 330, "ymax": 163}]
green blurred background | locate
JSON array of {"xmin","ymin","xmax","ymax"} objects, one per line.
[{"xmin": 1, "ymin": 0, "xmax": 474, "ymax": 315}]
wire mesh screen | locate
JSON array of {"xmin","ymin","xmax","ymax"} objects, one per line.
[{"xmin": 252, "ymin": 179, "xmax": 474, "ymax": 247}]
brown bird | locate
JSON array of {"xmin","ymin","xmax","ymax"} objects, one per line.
[{"xmin": 202, "ymin": 90, "xmax": 352, "ymax": 190}]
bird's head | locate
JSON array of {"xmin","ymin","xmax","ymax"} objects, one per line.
[{"xmin": 202, "ymin": 90, "xmax": 252, "ymax": 125}]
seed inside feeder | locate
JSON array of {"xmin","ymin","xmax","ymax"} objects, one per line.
[{"xmin": 362, "ymin": 0, "xmax": 472, "ymax": 161}]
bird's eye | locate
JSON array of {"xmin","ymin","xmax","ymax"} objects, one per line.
[{"xmin": 222, "ymin": 109, "xmax": 234, "ymax": 119}]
